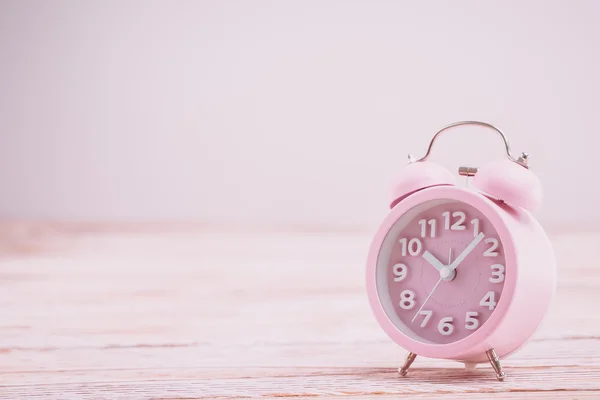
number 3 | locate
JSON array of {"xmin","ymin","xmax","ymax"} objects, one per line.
[{"xmin": 490, "ymin": 264, "xmax": 505, "ymax": 283}]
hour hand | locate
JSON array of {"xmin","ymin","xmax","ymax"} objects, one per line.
[{"xmin": 422, "ymin": 251, "xmax": 445, "ymax": 272}]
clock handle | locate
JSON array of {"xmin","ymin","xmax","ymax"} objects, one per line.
[
  {"xmin": 411, "ymin": 120, "xmax": 529, "ymax": 168},
  {"xmin": 392, "ymin": 120, "xmax": 543, "ymax": 212}
]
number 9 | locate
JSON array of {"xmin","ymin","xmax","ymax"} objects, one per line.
[{"xmin": 393, "ymin": 263, "xmax": 407, "ymax": 282}]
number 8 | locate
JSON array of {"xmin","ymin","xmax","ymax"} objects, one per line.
[{"xmin": 399, "ymin": 290, "xmax": 415, "ymax": 309}]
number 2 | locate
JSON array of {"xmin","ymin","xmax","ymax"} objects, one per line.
[{"xmin": 484, "ymin": 238, "xmax": 499, "ymax": 257}]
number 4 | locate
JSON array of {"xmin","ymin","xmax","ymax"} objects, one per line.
[{"xmin": 479, "ymin": 291, "xmax": 497, "ymax": 310}]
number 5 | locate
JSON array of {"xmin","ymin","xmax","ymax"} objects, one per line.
[{"xmin": 465, "ymin": 311, "xmax": 479, "ymax": 330}]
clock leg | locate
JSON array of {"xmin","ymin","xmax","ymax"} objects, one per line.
[
  {"xmin": 398, "ymin": 352, "xmax": 417, "ymax": 377},
  {"xmin": 485, "ymin": 348, "xmax": 506, "ymax": 381}
]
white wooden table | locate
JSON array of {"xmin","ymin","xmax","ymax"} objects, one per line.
[{"xmin": 0, "ymin": 223, "xmax": 598, "ymax": 399}]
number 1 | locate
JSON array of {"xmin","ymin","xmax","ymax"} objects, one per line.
[
  {"xmin": 471, "ymin": 218, "xmax": 480, "ymax": 237},
  {"xmin": 442, "ymin": 211, "xmax": 450, "ymax": 230}
]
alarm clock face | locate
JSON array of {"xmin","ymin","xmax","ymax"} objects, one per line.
[{"xmin": 376, "ymin": 199, "xmax": 506, "ymax": 345}]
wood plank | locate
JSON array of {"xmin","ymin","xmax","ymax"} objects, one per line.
[{"xmin": 0, "ymin": 226, "xmax": 598, "ymax": 398}]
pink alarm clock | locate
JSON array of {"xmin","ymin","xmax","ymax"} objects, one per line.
[{"xmin": 365, "ymin": 121, "xmax": 556, "ymax": 381}]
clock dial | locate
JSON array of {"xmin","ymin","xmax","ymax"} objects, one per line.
[{"xmin": 377, "ymin": 199, "xmax": 506, "ymax": 345}]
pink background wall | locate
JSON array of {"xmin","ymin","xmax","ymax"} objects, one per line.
[{"xmin": 1, "ymin": 1, "xmax": 598, "ymax": 230}]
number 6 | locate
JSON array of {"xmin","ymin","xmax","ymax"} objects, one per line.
[{"xmin": 438, "ymin": 317, "xmax": 454, "ymax": 335}]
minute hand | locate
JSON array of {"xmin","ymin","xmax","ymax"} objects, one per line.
[{"xmin": 448, "ymin": 232, "xmax": 485, "ymax": 272}]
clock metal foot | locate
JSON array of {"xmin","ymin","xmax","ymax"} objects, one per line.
[
  {"xmin": 485, "ymin": 348, "xmax": 506, "ymax": 381},
  {"xmin": 398, "ymin": 352, "xmax": 417, "ymax": 377}
]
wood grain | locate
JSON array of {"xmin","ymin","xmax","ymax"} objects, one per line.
[{"xmin": 0, "ymin": 225, "xmax": 598, "ymax": 399}]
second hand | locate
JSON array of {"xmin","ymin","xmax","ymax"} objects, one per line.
[{"xmin": 411, "ymin": 248, "xmax": 453, "ymax": 323}]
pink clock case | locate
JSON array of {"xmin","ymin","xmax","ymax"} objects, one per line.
[
  {"xmin": 365, "ymin": 121, "xmax": 557, "ymax": 379},
  {"xmin": 366, "ymin": 185, "xmax": 556, "ymax": 362}
]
